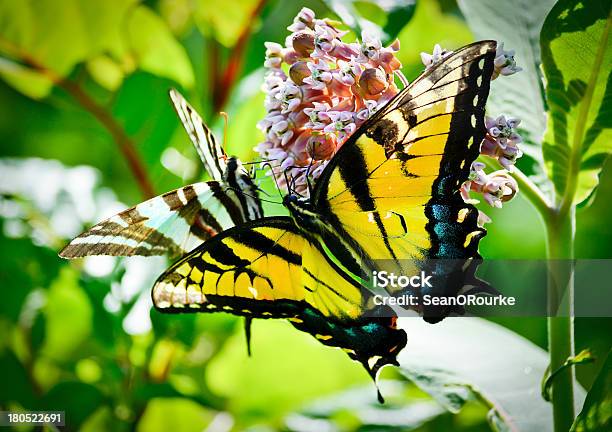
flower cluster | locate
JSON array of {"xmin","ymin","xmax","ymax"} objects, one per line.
[
  {"xmin": 492, "ymin": 42, "xmax": 522, "ymax": 79},
  {"xmin": 461, "ymin": 162, "xmax": 518, "ymax": 210},
  {"xmin": 481, "ymin": 115, "xmax": 523, "ymax": 171},
  {"xmin": 256, "ymin": 7, "xmax": 403, "ymax": 195},
  {"xmin": 459, "ymin": 113, "xmax": 523, "ymax": 217},
  {"xmin": 257, "ymin": 10, "xmax": 525, "ymax": 220},
  {"xmin": 418, "ymin": 44, "xmax": 524, "ymax": 218}
]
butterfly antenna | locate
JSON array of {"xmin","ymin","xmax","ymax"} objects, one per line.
[
  {"xmin": 289, "ymin": 172, "xmax": 307, "ymax": 199},
  {"xmin": 225, "ymin": 187, "xmax": 282, "ymax": 205},
  {"xmin": 261, "ymin": 161, "xmax": 285, "ymax": 201},
  {"xmin": 241, "ymin": 158, "xmax": 281, "ymax": 167},
  {"xmin": 304, "ymin": 145, "xmax": 318, "ymax": 197},
  {"xmin": 219, "ymin": 111, "xmax": 229, "ymax": 156}
]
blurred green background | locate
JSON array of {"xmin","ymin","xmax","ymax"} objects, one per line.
[{"xmin": 0, "ymin": 0, "xmax": 610, "ymax": 430}]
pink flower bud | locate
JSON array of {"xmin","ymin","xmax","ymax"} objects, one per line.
[
  {"xmin": 289, "ymin": 61, "xmax": 311, "ymax": 85},
  {"xmin": 307, "ymin": 133, "xmax": 337, "ymax": 160},
  {"xmin": 292, "ymin": 31, "xmax": 315, "ymax": 57},
  {"xmin": 359, "ymin": 67, "xmax": 388, "ymax": 96}
]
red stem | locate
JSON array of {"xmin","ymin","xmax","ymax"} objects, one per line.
[
  {"xmin": 213, "ymin": 0, "xmax": 267, "ymax": 112},
  {"xmin": 0, "ymin": 39, "xmax": 156, "ymax": 199}
]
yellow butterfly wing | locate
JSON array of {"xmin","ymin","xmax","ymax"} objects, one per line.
[
  {"xmin": 312, "ymin": 41, "xmax": 497, "ymax": 318},
  {"xmin": 151, "ymin": 216, "xmax": 407, "ymax": 379},
  {"xmin": 152, "ymin": 217, "xmax": 371, "ymax": 321}
]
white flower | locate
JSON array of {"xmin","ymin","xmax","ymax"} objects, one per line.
[
  {"xmin": 287, "ymin": 7, "xmax": 316, "ymax": 32},
  {"xmin": 356, "ymin": 100, "xmax": 378, "ymax": 122},
  {"xmin": 276, "ymin": 82, "xmax": 302, "ymax": 113},
  {"xmin": 481, "ymin": 115, "xmax": 524, "ymax": 171},
  {"xmin": 303, "ymin": 60, "xmax": 333, "ymax": 90},
  {"xmin": 420, "ymin": 44, "xmax": 453, "ymax": 69},
  {"xmin": 333, "ymin": 60, "xmax": 360, "ymax": 86},
  {"xmin": 492, "ymin": 42, "xmax": 522, "ymax": 79},
  {"xmin": 304, "ymin": 102, "xmax": 330, "ymax": 130},
  {"xmin": 358, "ymin": 30, "xmax": 382, "ymax": 62},
  {"xmin": 264, "ymin": 42, "xmax": 284, "ymax": 69},
  {"xmin": 323, "ymin": 111, "xmax": 355, "ymax": 135}
]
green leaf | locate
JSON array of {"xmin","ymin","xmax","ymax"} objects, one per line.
[
  {"xmin": 38, "ymin": 381, "xmax": 105, "ymax": 429},
  {"xmin": 86, "ymin": 55, "xmax": 124, "ymax": 91},
  {"xmin": 396, "ymin": 318, "xmax": 586, "ymax": 432},
  {"xmin": 458, "ymin": 0, "xmax": 555, "ymax": 166},
  {"xmin": 0, "ymin": 227, "xmax": 61, "ymax": 322},
  {"xmin": 42, "ymin": 267, "xmax": 93, "ymax": 361},
  {"xmin": 205, "ymin": 319, "xmax": 368, "ymax": 427},
  {"xmin": 194, "ymin": 0, "xmax": 262, "ymax": 47},
  {"xmin": 288, "ymin": 381, "xmax": 447, "ymax": 431},
  {"xmin": 571, "ymin": 349, "xmax": 612, "ymax": 431},
  {"xmin": 125, "ymin": 6, "xmax": 195, "ymax": 89},
  {"xmin": 541, "ymin": 0, "xmax": 612, "ymax": 207},
  {"xmin": 112, "ymin": 72, "xmax": 180, "ymax": 176},
  {"xmin": 395, "ymin": 0, "xmax": 473, "ymax": 80},
  {"xmin": 0, "ymin": 0, "xmax": 136, "ymax": 98},
  {"xmin": 0, "ymin": 57, "xmax": 53, "ymax": 99},
  {"xmin": 542, "ymin": 349, "xmax": 595, "ymax": 402},
  {"xmin": 0, "ymin": 349, "xmax": 36, "ymax": 408},
  {"xmin": 323, "ymin": 0, "xmax": 416, "ymax": 44},
  {"xmin": 136, "ymin": 398, "xmax": 214, "ymax": 432}
]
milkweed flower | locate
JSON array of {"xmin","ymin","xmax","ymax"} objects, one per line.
[
  {"xmin": 256, "ymin": 7, "xmax": 402, "ymax": 195},
  {"xmin": 461, "ymin": 163, "xmax": 518, "ymax": 209},
  {"xmin": 481, "ymin": 115, "xmax": 524, "ymax": 171},
  {"xmin": 492, "ymin": 42, "xmax": 522, "ymax": 79},
  {"xmin": 420, "ymin": 44, "xmax": 453, "ymax": 69}
]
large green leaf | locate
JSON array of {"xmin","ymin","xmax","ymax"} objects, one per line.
[
  {"xmin": 571, "ymin": 350, "xmax": 612, "ymax": 432},
  {"xmin": 323, "ymin": 0, "xmax": 416, "ymax": 45},
  {"xmin": 541, "ymin": 0, "xmax": 612, "ymax": 206},
  {"xmin": 458, "ymin": 0, "xmax": 555, "ymax": 165},
  {"xmin": 0, "ymin": 1, "xmax": 194, "ymax": 98},
  {"xmin": 287, "ymin": 381, "xmax": 448, "ymax": 431},
  {"xmin": 397, "ymin": 318, "xmax": 586, "ymax": 432},
  {"xmin": 206, "ymin": 319, "xmax": 367, "ymax": 427},
  {"xmin": 0, "ymin": 0, "xmax": 136, "ymax": 98},
  {"xmin": 124, "ymin": 6, "xmax": 195, "ymax": 89}
]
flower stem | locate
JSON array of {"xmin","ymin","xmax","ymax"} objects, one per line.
[{"xmin": 546, "ymin": 207, "xmax": 576, "ymax": 432}]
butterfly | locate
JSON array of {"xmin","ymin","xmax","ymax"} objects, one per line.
[
  {"xmin": 151, "ymin": 41, "xmax": 498, "ymax": 397},
  {"xmin": 59, "ymin": 90, "xmax": 264, "ymax": 351}
]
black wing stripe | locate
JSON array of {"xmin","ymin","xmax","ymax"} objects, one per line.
[
  {"xmin": 237, "ymin": 229, "xmax": 302, "ymax": 265},
  {"xmin": 209, "ymin": 181, "xmax": 245, "ymax": 224}
]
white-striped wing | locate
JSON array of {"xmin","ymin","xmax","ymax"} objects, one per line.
[
  {"xmin": 170, "ymin": 89, "xmax": 227, "ymax": 181},
  {"xmin": 59, "ymin": 182, "xmax": 248, "ymax": 258},
  {"xmin": 60, "ymin": 92, "xmax": 264, "ymax": 259}
]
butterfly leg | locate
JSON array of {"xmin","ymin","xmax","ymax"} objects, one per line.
[{"xmin": 244, "ymin": 317, "xmax": 253, "ymax": 357}]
